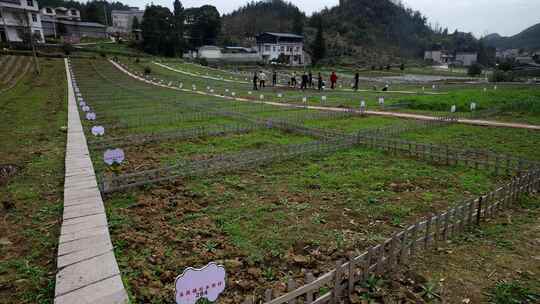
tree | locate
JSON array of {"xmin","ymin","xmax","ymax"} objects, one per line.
[
  {"xmin": 467, "ymin": 63, "xmax": 483, "ymax": 76},
  {"xmin": 141, "ymin": 5, "xmax": 176, "ymax": 56},
  {"xmin": 291, "ymin": 11, "xmax": 304, "ymax": 35},
  {"xmin": 132, "ymin": 16, "xmax": 140, "ymax": 30},
  {"xmin": 173, "ymin": 0, "xmax": 185, "ymax": 56},
  {"xmin": 311, "ymin": 17, "xmax": 326, "ymax": 65},
  {"xmin": 185, "ymin": 5, "xmax": 221, "ymax": 48}
]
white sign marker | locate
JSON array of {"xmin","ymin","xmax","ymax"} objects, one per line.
[
  {"xmin": 451, "ymin": 105, "xmax": 456, "ymax": 113},
  {"xmin": 91, "ymin": 126, "xmax": 105, "ymax": 136},
  {"xmin": 378, "ymin": 97, "xmax": 385, "ymax": 105},
  {"xmin": 470, "ymin": 102, "xmax": 477, "ymax": 111},
  {"xmin": 175, "ymin": 262, "xmax": 226, "ymax": 304},
  {"xmin": 86, "ymin": 112, "xmax": 96, "ymax": 121},
  {"xmin": 104, "ymin": 148, "xmax": 125, "ymax": 165}
]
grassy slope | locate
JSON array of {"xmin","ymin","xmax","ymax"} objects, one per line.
[
  {"xmin": 0, "ymin": 58, "xmax": 67, "ymax": 304},
  {"xmin": 407, "ymin": 195, "xmax": 540, "ymax": 303}
]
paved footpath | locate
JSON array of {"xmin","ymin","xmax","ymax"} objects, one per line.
[
  {"xmin": 54, "ymin": 59, "xmax": 128, "ymax": 304},
  {"xmin": 112, "ymin": 60, "xmax": 540, "ymax": 131}
]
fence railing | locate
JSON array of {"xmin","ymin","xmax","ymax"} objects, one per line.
[
  {"xmin": 241, "ymin": 169, "xmax": 540, "ymax": 304},
  {"xmin": 88, "ymin": 123, "xmax": 260, "ymax": 151},
  {"xmin": 99, "ymin": 119, "xmax": 539, "ymax": 193}
]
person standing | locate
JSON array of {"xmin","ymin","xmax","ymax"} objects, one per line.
[
  {"xmin": 253, "ymin": 72, "xmax": 259, "ymax": 91},
  {"xmin": 354, "ymin": 72, "xmax": 360, "ymax": 91},
  {"xmin": 317, "ymin": 72, "xmax": 323, "ymax": 91},
  {"xmin": 291, "ymin": 72, "xmax": 297, "ymax": 88},
  {"xmin": 272, "ymin": 70, "xmax": 277, "ymax": 87},
  {"xmin": 330, "ymin": 71, "xmax": 338, "ymax": 90},
  {"xmin": 308, "ymin": 71, "xmax": 313, "ymax": 88},
  {"xmin": 259, "ymin": 71, "xmax": 267, "ymax": 88},
  {"xmin": 301, "ymin": 72, "xmax": 308, "ymax": 90}
]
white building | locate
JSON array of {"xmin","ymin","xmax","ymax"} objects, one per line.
[
  {"xmin": 256, "ymin": 32, "xmax": 304, "ymax": 66},
  {"xmin": 424, "ymin": 50, "xmax": 453, "ymax": 65},
  {"xmin": 0, "ymin": 0, "xmax": 44, "ymax": 44},
  {"xmin": 455, "ymin": 52, "xmax": 478, "ymax": 66},
  {"xmin": 198, "ymin": 45, "xmax": 222, "ymax": 60},
  {"xmin": 40, "ymin": 6, "xmax": 106, "ymax": 40},
  {"xmin": 111, "ymin": 7, "xmax": 143, "ymax": 34}
]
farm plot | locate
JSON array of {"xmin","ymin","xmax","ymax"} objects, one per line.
[
  {"xmin": 71, "ymin": 57, "xmax": 539, "ymax": 303},
  {"xmin": 130, "ymin": 58, "xmax": 540, "ymax": 124},
  {"xmin": 0, "ymin": 55, "xmax": 33, "ymax": 93},
  {"xmin": 105, "ymin": 143, "xmax": 512, "ymax": 303},
  {"xmin": 119, "ymin": 58, "xmax": 454, "ymax": 110}
]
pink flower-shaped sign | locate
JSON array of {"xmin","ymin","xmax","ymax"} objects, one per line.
[
  {"xmin": 104, "ymin": 148, "xmax": 125, "ymax": 165},
  {"xmin": 91, "ymin": 126, "xmax": 105, "ymax": 136},
  {"xmin": 82, "ymin": 106, "xmax": 90, "ymax": 112},
  {"xmin": 86, "ymin": 112, "xmax": 96, "ymax": 121},
  {"xmin": 175, "ymin": 262, "xmax": 226, "ymax": 304},
  {"xmin": 79, "ymin": 101, "xmax": 86, "ymax": 107}
]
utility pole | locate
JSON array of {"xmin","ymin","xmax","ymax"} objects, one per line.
[
  {"xmin": 103, "ymin": 2, "xmax": 108, "ymax": 26},
  {"xmin": 23, "ymin": 8, "xmax": 40, "ymax": 74}
]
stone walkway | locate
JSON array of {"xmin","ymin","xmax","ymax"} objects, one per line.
[
  {"xmin": 112, "ymin": 60, "xmax": 540, "ymax": 131},
  {"xmin": 54, "ymin": 59, "xmax": 128, "ymax": 304}
]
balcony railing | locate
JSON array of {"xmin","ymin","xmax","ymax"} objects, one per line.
[{"xmin": 0, "ymin": 0, "xmax": 21, "ymax": 5}]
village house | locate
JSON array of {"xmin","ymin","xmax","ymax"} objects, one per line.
[
  {"xmin": 455, "ymin": 52, "xmax": 478, "ymax": 66},
  {"xmin": 256, "ymin": 32, "xmax": 305, "ymax": 66},
  {"xmin": 424, "ymin": 50, "xmax": 478, "ymax": 66},
  {"xmin": 40, "ymin": 7, "xmax": 106, "ymax": 41},
  {"xmin": 0, "ymin": 0, "xmax": 44, "ymax": 44},
  {"xmin": 111, "ymin": 7, "xmax": 143, "ymax": 34},
  {"xmin": 195, "ymin": 45, "xmax": 262, "ymax": 64}
]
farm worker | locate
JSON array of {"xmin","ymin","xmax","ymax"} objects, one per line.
[
  {"xmin": 330, "ymin": 72, "xmax": 338, "ymax": 89},
  {"xmin": 253, "ymin": 72, "xmax": 259, "ymax": 91},
  {"xmin": 301, "ymin": 72, "xmax": 308, "ymax": 90},
  {"xmin": 291, "ymin": 72, "xmax": 297, "ymax": 88},
  {"xmin": 354, "ymin": 72, "xmax": 360, "ymax": 91},
  {"xmin": 317, "ymin": 73, "xmax": 323, "ymax": 91},
  {"xmin": 272, "ymin": 70, "xmax": 277, "ymax": 86},
  {"xmin": 308, "ymin": 71, "xmax": 313, "ymax": 88},
  {"xmin": 259, "ymin": 71, "xmax": 267, "ymax": 88}
]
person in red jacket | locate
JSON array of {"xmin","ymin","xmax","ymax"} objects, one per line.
[{"xmin": 330, "ymin": 72, "xmax": 338, "ymax": 89}]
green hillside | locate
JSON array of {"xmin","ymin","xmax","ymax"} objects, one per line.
[{"xmin": 484, "ymin": 23, "xmax": 540, "ymax": 49}]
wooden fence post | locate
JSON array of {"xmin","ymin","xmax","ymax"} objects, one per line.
[
  {"xmin": 468, "ymin": 200, "xmax": 475, "ymax": 228},
  {"xmin": 305, "ymin": 273, "xmax": 314, "ymax": 304},
  {"xmin": 399, "ymin": 230, "xmax": 408, "ymax": 265},
  {"xmin": 443, "ymin": 211, "xmax": 449, "ymax": 241},
  {"xmin": 376, "ymin": 245, "xmax": 384, "ymax": 275},
  {"xmin": 424, "ymin": 216, "xmax": 432, "ymax": 250},
  {"xmin": 265, "ymin": 289, "xmax": 273, "ymax": 302},
  {"xmin": 476, "ymin": 196, "xmax": 483, "ymax": 225},
  {"xmin": 288, "ymin": 279, "xmax": 297, "ymax": 304},
  {"xmin": 363, "ymin": 248, "xmax": 373, "ymax": 282},
  {"xmin": 348, "ymin": 257, "xmax": 356, "ymax": 298},
  {"xmin": 433, "ymin": 214, "xmax": 440, "ymax": 245},
  {"xmin": 410, "ymin": 223, "xmax": 418, "ymax": 257},
  {"xmin": 388, "ymin": 234, "xmax": 398, "ymax": 271},
  {"xmin": 332, "ymin": 260, "xmax": 342, "ymax": 304}
]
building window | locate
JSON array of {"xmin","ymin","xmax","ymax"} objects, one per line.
[
  {"xmin": 46, "ymin": 8, "xmax": 52, "ymax": 13},
  {"xmin": 32, "ymin": 13, "xmax": 37, "ymax": 22},
  {"xmin": 27, "ymin": 0, "xmax": 33, "ymax": 7},
  {"xmin": 71, "ymin": 10, "xmax": 77, "ymax": 16},
  {"xmin": 280, "ymin": 46, "xmax": 284, "ymax": 52},
  {"xmin": 265, "ymin": 45, "xmax": 270, "ymax": 52}
]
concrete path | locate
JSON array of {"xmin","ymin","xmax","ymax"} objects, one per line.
[
  {"xmin": 112, "ymin": 60, "xmax": 540, "ymax": 131},
  {"xmin": 54, "ymin": 59, "xmax": 128, "ymax": 304}
]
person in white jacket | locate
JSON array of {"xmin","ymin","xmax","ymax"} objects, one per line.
[{"xmin": 259, "ymin": 71, "xmax": 267, "ymax": 88}]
